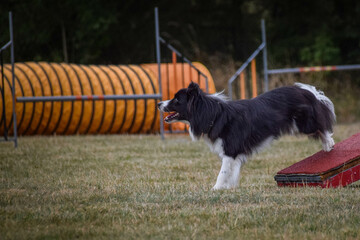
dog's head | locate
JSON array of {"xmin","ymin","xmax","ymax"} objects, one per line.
[{"xmin": 157, "ymin": 82, "xmax": 201, "ymax": 124}]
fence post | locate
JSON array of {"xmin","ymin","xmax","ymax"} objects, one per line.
[
  {"xmin": 9, "ymin": 12, "xmax": 17, "ymax": 147},
  {"xmin": 1, "ymin": 50, "xmax": 8, "ymax": 140},
  {"xmin": 205, "ymin": 76, "xmax": 209, "ymax": 93},
  {"xmin": 240, "ymin": 72, "xmax": 245, "ymax": 99},
  {"xmin": 172, "ymin": 51, "xmax": 178, "ymax": 93},
  {"xmin": 155, "ymin": 7, "xmax": 164, "ymax": 140},
  {"xmin": 251, "ymin": 59, "xmax": 257, "ymax": 98},
  {"xmin": 261, "ymin": 19, "xmax": 268, "ymax": 92}
]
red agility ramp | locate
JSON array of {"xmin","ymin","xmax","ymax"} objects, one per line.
[{"xmin": 275, "ymin": 132, "xmax": 360, "ymax": 188}]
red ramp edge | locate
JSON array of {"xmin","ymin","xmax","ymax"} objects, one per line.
[{"xmin": 275, "ymin": 132, "xmax": 360, "ymax": 188}]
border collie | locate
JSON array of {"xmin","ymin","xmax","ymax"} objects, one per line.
[{"xmin": 158, "ymin": 82, "xmax": 336, "ymax": 190}]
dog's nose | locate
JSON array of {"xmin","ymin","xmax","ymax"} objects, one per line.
[{"xmin": 157, "ymin": 102, "xmax": 162, "ymax": 109}]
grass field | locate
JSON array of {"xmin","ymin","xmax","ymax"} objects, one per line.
[{"xmin": 1, "ymin": 123, "xmax": 360, "ymax": 239}]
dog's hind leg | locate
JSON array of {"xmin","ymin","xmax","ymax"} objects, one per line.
[{"xmin": 320, "ymin": 130, "xmax": 335, "ymax": 152}]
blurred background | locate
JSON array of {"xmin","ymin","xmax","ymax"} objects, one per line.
[{"xmin": 1, "ymin": 0, "xmax": 359, "ymax": 122}]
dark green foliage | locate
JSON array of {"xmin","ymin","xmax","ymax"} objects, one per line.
[{"xmin": 1, "ymin": 0, "xmax": 360, "ymax": 66}]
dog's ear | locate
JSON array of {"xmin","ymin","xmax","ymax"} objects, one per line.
[
  {"xmin": 186, "ymin": 82, "xmax": 200, "ymax": 113},
  {"xmin": 187, "ymin": 82, "xmax": 200, "ymax": 97}
]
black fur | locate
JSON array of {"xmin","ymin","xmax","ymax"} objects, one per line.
[{"xmin": 158, "ymin": 82, "xmax": 335, "ymax": 159}]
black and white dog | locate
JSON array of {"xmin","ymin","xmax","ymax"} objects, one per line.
[{"xmin": 158, "ymin": 82, "xmax": 336, "ymax": 190}]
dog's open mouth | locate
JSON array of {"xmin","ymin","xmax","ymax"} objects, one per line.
[{"xmin": 164, "ymin": 112, "xmax": 179, "ymax": 123}]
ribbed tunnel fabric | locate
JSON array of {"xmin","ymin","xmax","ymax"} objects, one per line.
[{"xmin": 0, "ymin": 62, "xmax": 215, "ymax": 135}]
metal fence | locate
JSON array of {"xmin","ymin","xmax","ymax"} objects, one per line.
[
  {"xmin": 0, "ymin": 12, "xmax": 17, "ymax": 147},
  {"xmin": 268, "ymin": 64, "xmax": 360, "ymax": 75},
  {"xmin": 228, "ymin": 20, "xmax": 268, "ymax": 99},
  {"xmin": 228, "ymin": 20, "xmax": 360, "ymax": 100},
  {"xmin": 154, "ymin": 7, "xmax": 210, "ymax": 134},
  {"xmin": 1, "ymin": 8, "xmax": 212, "ymax": 146}
]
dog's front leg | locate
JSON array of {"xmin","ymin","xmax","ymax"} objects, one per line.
[
  {"xmin": 212, "ymin": 156, "xmax": 242, "ymax": 190},
  {"xmin": 229, "ymin": 157, "xmax": 243, "ymax": 188}
]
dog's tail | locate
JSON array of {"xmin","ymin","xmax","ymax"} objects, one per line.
[{"xmin": 295, "ymin": 82, "xmax": 336, "ymax": 131}]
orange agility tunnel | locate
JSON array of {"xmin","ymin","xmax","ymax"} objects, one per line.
[{"xmin": 0, "ymin": 62, "xmax": 215, "ymax": 136}]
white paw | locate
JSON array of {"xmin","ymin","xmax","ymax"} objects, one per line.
[
  {"xmin": 212, "ymin": 184, "xmax": 235, "ymax": 190},
  {"xmin": 322, "ymin": 137, "xmax": 335, "ymax": 152},
  {"xmin": 212, "ymin": 184, "xmax": 227, "ymax": 190}
]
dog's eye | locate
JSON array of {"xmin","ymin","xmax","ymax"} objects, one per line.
[{"xmin": 173, "ymin": 98, "xmax": 179, "ymax": 104}]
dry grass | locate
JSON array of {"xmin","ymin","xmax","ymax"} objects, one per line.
[{"xmin": 1, "ymin": 123, "xmax": 360, "ymax": 239}]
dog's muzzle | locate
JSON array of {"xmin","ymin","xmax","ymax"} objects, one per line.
[{"xmin": 157, "ymin": 100, "xmax": 170, "ymax": 112}]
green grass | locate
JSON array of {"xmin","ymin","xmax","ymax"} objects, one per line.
[{"xmin": 1, "ymin": 123, "xmax": 360, "ymax": 239}]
